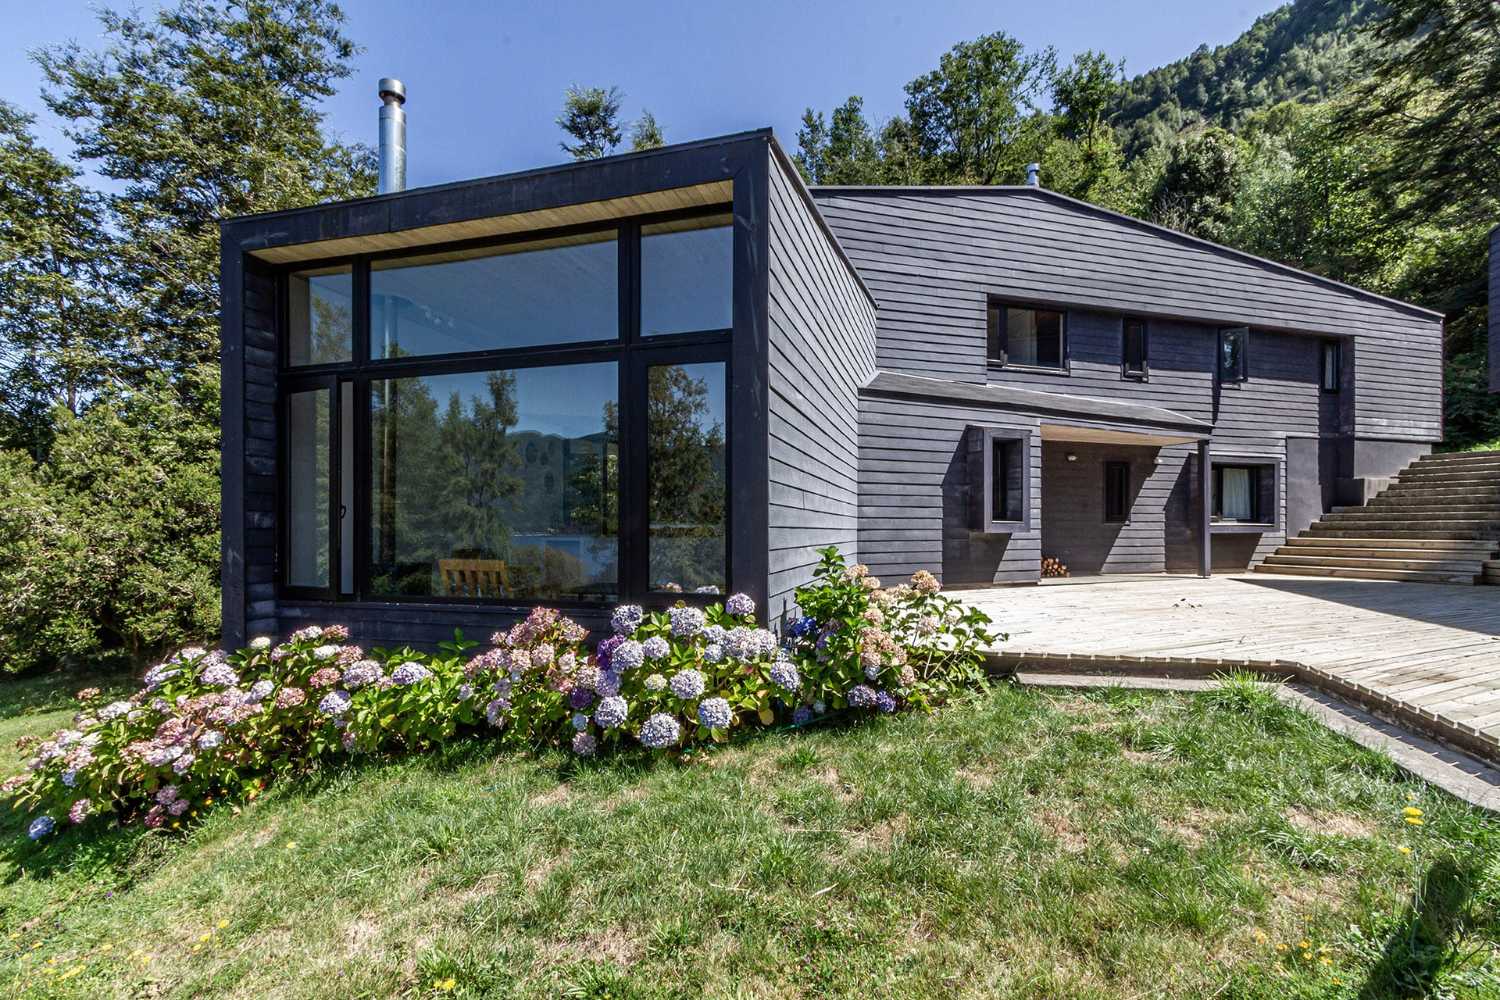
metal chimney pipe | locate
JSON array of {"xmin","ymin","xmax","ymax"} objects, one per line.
[
  {"xmin": 378, "ymin": 78, "xmax": 406, "ymax": 194},
  {"xmin": 1025, "ymin": 162, "xmax": 1040, "ymax": 187}
]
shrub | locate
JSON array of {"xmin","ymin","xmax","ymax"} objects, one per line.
[{"xmin": 4, "ymin": 548, "xmax": 996, "ymax": 840}]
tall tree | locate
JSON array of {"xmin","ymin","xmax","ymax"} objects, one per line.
[
  {"xmin": 0, "ymin": 101, "xmax": 117, "ymax": 459},
  {"xmin": 903, "ymin": 32, "xmax": 1057, "ymax": 184},
  {"xmin": 1146, "ymin": 126, "xmax": 1244, "ymax": 241},
  {"xmin": 629, "ymin": 109, "xmax": 665, "ymax": 152},
  {"xmin": 558, "ymin": 85, "xmax": 624, "ymax": 160},
  {"xmin": 38, "ymin": 0, "xmax": 375, "ymax": 406},
  {"xmin": 795, "ymin": 96, "xmax": 881, "ymax": 184},
  {"xmin": 1053, "ymin": 51, "xmax": 1124, "ymax": 154}
]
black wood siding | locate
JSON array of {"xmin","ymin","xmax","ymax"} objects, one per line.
[
  {"xmin": 811, "ymin": 188, "xmax": 1443, "ymax": 443},
  {"xmin": 765, "ymin": 152, "xmax": 878, "ymax": 617}
]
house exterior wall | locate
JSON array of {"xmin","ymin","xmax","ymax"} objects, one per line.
[{"xmin": 764, "ymin": 150, "xmax": 878, "ymax": 620}]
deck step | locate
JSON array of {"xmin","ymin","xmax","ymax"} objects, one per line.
[
  {"xmin": 1252, "ymin": 564, "xmax": 1479, "ymax": 584},
  {"xmin": 1337, "ymin": 504, "xmax": 1500, "ymax": 514},
  {"xmin": 1283, "ymin": 536, "xmax": 1499, "ymax": 553},
  {"xmin": 1276, "ymin": 545, "xmax": 1496, "ymax": 562},
  {"xmin": 1303, "ymin": 527, "xmax": 1500, "ymax": 540},
  {"xmin": 1485, "ymin": 559, "xmax": 1500, "ymax": 586},
  {"xmin": 1317, "ymin": 514, "xmax": 1500, "ymax": 529},
  {"xmin": 1262, "ymin": 553, "xmax": 1483, "ymax": 572}
]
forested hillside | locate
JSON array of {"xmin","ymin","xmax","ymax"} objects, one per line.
[{"xmin": 1114, "ymin": 0, "xmax": 1384, "ymax": 155}]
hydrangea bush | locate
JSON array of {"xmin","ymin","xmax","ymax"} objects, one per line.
[{"xmin": 5, "ymin": 548, "xmax": 995, "ymax": 840}]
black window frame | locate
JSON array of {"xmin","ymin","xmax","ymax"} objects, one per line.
[
  {"xmin": 1121, "ymin": 316, "xmax": 1148, "ymax": 380},
  {"xmin": 1218, "ymin": 326, "xmax": 1250, "ymax": 385},
  {"xmin": 1321, "ymin": 339, "xmax": 1342, "ymax": 393},
  {"xmin": 987, "ymin": 298, "xmax": 1069, "ymax": 373},
  {"xmin": 967, "ymin": 425, "xmax": 1031, "ymax": 533},
  {"xmin": 274, "ymin": 205, "xmax": 736, "ymax": 610},
  {"xmin": 1103, "ymin": 460, "xmax": 1131, "ymax": 523},
  {"xmin": 1211, "ymin": 464, "xmax": 1270, "ymax": 524}
]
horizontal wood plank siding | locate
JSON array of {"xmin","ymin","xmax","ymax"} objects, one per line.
[
  {"xmin": 765, "ymin": 153, "xmax": 877, "ymax": 619},
  {"xmin": 812, "ymin": 188, "xmax": 1442, "ymax": 442}
]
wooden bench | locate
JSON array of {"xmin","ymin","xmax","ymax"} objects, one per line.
[{"xmin": 437, "ymin": 558, "xmax": 511, "ymax": 599}]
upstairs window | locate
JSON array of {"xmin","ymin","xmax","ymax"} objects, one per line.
[
  {"xmin": 1321, "ymin": 340, "xmax": 1342, "ymax": 393},
  {"xmin": 1122, "ymin": 316, "xmax": 1148, "ymax": 379},
  {"xmin": 1218, "ymin": 326, "xmax": 1249, "ymax": 384},
  {"xmin": 287, "ymin": 266, "xmax": 353, "ymax": 366},
  {"xmin": 641, "ymin": 214, "xmax": 733, "ymax": 336},
  {"xmin": 988, "ymin": 300, "xmax": 1065, "ymax": 370}
]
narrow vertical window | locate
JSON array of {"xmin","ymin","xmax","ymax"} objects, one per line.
[
  {"xmin": 647, "ymin": 361, "xmax": 727, "ymax": 593},
  {"xmin": 286, "ymin": 388, "xmax": 331, "ymax": 588},
  {"xmin": 1122, "ymin": 316, "xmax": 1148, "ymax": 379},
  {"xmin": 1218, "ymin": 327, "xmax": 1249, "ymax": 384},
  {"xmin": 287, "ymin": 266, "xmax": 353, "ymax": 366},
  {"xmin": 1321, "ymin": 340, "xmax": 1341, "ymax": 393},
  {"xmin": 991, "ymin": 437, "xmax": 1009, "ymax": 521},
  {"xmin": 1104, "ymin": 461, "xmax": 1130, "ymax": 523},
  {"xmin": 641, "ymin": 215, "xmax": 733, "ymax": 336}
]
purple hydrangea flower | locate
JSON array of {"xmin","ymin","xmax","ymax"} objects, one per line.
[
  {"xmin": 792, "ymin": 706, "xmax": 814, "ymax": 726},
  {"xmin": 28, "ymin": 816, "xmax": 55, "ymax": 840},
  {"xmin": 486, "ymin": 698, "xmax": 509, "ymax": 727},
  {"xmin": 669, "ymin": 606, "xmax": 706, "ymax": 638},
  {"xmin": 610, "ymin": 605, "xmax": 644, "ymax": 635},
  {"xmin": 697, "ymin": 697, "xmax": 732, "ymax": 729},
  {"xmin": 864, "ymin": 663, "xmax": 882, "ymax": 681},
  {"xmin": 342, "ymin": 660, "xmax": 383, "ymax": 690},
  {"xmin": 246, "ymin": 680, "xmax": 275, "ymax": 703},
  {"xmin": 172, "ymin": 752, "xmax": 195, "ymax": 774},
  {"xmin": 572, "ymin": 731, "xmax": 597, "ymax": 757},
  {"xmin": 611, "ymin": 640, "xmax": 645, "ymax": 673},
  {"xmin": 847, "ymin": 685, "xmax": 877, "ymax": 709},
  {"xmin": 875, "ymin": 690, "xmax": 898, "ymax": 714},
  {"xmin": 725, "ymin": 593, "xmax": 756, "ymax": 617},
  {"xmin": 197, "ymin": 730, "xmax": 225, "ymax": 748},
  {"xmin": 390, "ymin": 662, "xmax": 431, "ymax": 685},
  {"xmin": 457, "ymin": 684, "xmax": 474, "ymax": 701},
  {"xmin": 594, "ymin": 696, "xmax": 629, "ymax": 729},
  {"xmin": 724, "ymin": 627, "xmax": 777, "ymax": 663},
  {"xmin": 703, "ymin": 624, "xmax": 727, "ymax": 645},
  {"xmin": 595, "ymin": 634, "xmax": 624, "ymax": 671},
  {"xmin": 769, "ymin": 658, "xmax": 801, "ymax": 693},
  {"xmin": 669, "ymin": 669, "xmax": 705, "ymax": 700},
  {"xmin": 98, "ymin": 700, "xmax": 133, "ymax": 722},
  {"xmin": 638, "ymin": 713, "xmax": 681, "ymax": 750},
  {"xmin": 594, "ymin": 670, "xmax": 622, "ymax": 697},
  {"xmin": 644, "ymin": 673, "xmax": 667, "ymax": 692},
  {"xmin": 788, "ymin": 616, "xmax": 817, "ymax": 639},
  {"xmin": 143, "ymin": 665, "xmax": 180, "ymax": 690},
  {"xmin": 318, "ymin": 691, "xmax": 352, "ymax": 716},
  {"xmin": 703, "ymin": 643, "xmax": 725, "ymax": 664},
  {"xmin": 642, "ymin": 636, "xmax": 670, "ymax": 660},
  {"xmin": 569, "ymin": 687, "xmax": 596, "ymax": 710},
  {"xmin": 200, "ymin": 663, "xmax": 240, "ymax": 688},
  {"xmin": 68, "ymin": 799, "xmax": 91, "ymax": 825}
]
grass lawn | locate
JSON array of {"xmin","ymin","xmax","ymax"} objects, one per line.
[{"xmin": 1, "ymin": 673, "xmax": 1498, "ymax": 999}]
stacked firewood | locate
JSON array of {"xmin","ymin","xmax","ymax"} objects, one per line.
[{"xmin": 1041, "ymin": 556, "xmax": 1069, "ymax": 578}]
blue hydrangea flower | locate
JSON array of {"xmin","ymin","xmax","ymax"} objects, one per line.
[
  {"xmin": 847, "ymin": 685, "xmax": 877, "ymax": 709},
  {"xmin": 27, "ymin": 816, "xmax": 55, "ymax": 840},
  {"xmin": 864, "ymin": 663, "xmax": 882, "ymax": 681},
  {"xmin": 642, "ymin": 636, "xmax": 671, "ymax": 660},
  {"xmin": 200, "ymin": 663, "xmax": 240, "ymax": 688},
  {"xmin": 788, "ymin": 616, "xmax": 817, "ymax": 639},
  {"xmin": 792, "ymin": 706, "xmax": 814, "ymax": 726},
  {"xmin": 669, "ymin": 669, "xmax": 705, "ymax": 700},
  {"xmin": 198, "ymin": 729, "xmax": 225, "ymax": 748},
  {"xmin": 390, "ymin": 662, "xmax": 431, "ymax": 685},
  {"xmin": 572, "ymin": 731, "xmax": 597, "ymax": 757},
  {"xmin": 610, "ymin": 605, "xmax": 644, "ymax": 635},
  {"xmin": 697, "ymin": 697, "xmax": 732, "ymax": 729},
  {"xmin": 246, "ymin": 679, "xmax": 275, "ymax": 703},
  {"xmin": 318, "ymin": 691, "xmax": 352, "ymax": 716},
  {"xmin": 143, "ymin": 665, "xmax": 180, "ymax": 690},
  {"xmin": 611, "ymin": 640, "xmax": 645, "ymax": 673},
  {"xmin": 342, "ymin": 660, "xmax": 383, "ymax": 690},
  {"xmin": 486, "ymin": 698, "xmax": 509, "ymax": 727},
  {"xmin": 724, "ymin": 627, "xmax": 778, "ymax": 663},
  {"xmin": 725, "ymin": 593, "xmax": 756, "ymax": 617},
  {"xmin": 571, "ymin": 712, "xmax": 590, "ymax": 732},
  {"xmin": 669, "ymin": 606, "xmax": 706, "ymax": 638},
  {"xmin": 594, "ymin": 695, "xmax": 629, "ymax": 729},
  {"xmin": 875, "ymin": 690, "xmax": 898, "ymax": 714},
  {"xmin": 703, "ymin": 643, "xmax": 725, "ymax": 664},
  {"xmin": 769, "ymin": 657, "xmax": 801, "ymax": 692},
  {"xmin": 813, "ymin": 700, "xmax": 827, "ymax": 714},
  {"xmin": 638, "ymin": 713, "xmax": 681, "ymax": 750},
  {"xmin": 594, "ymin": 670, "xmax": 622, "ymax": 697}
]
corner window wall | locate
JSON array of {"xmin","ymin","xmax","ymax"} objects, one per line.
[{"xmin": 278, "ymin": 207, "xmax": 735, "ymax": 608}]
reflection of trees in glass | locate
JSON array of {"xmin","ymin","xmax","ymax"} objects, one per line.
[
  {"xmin": 307, "ymin": 289, "xmax": 352, "ymax": 363},
  {"xmin": 648, "ymin": 364, "xmax": 726, "ymax": 591}
]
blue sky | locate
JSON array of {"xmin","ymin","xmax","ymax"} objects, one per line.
[{"xmin": 3, "ymin": 0, "xmax": 1279, "ymax": 190}]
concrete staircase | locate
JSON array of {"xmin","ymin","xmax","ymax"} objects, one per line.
[{"xmin": 1254, "ymin": 451, "xmax": 1500, "ymax": 584}]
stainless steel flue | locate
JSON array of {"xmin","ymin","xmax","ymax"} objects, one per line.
[
  {"xmin": 378, "ymin": 78, "xmax": 407, "ymax": 194},
  {"xmin": 1025, "ymin": 162, "xmax": 1040, "ymax": 187}
]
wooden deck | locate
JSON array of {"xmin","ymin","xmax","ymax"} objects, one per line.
[{"xmin": 961, "ymin": 574, "xmax": 1500, "ymax": 755}]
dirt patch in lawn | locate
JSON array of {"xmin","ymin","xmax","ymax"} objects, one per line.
[
  {"xmin": 538, "ymin": 928, "xmax": 641, "ymax": 967},
  {"xmin": 1040, "ymin": 808, "xmax": 1087, "ymax": 853},
  {"xmin": 528, "ymin": 784, "xmax": 571, "ymax": 809},
  {"xmin": 1285, "ymin": 807, "xmax": 1375, "ymax": 840}
]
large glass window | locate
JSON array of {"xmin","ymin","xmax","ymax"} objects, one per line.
[
  {"xmin": 641, "ymin": 215, "xmax": 733, "ymax": 336},
  {"xmin": 648, "ymin": 362, "xmax": 726, "ymax": 593},
  {"xmin": 370, "ymin": 232, "xmax": 618, "ymax": 358},
  {"xmin": 368, "ymin": 362, "xmax": 619, "ymax": 601},
  {"xmin": 287, "ymin": 266, "xmax": 353, "ymax": 366},
  {"xmin": 988, "ymin": 301, "xmax": 1065, "ymax": 369},
  {"xmin": 286, "ymin": 389, "xmax": 331, "ymax": 588}
]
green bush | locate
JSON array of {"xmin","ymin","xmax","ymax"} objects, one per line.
[{"xmin": 0, "ymin": 381, "xmax": 220, "ymax": 675}]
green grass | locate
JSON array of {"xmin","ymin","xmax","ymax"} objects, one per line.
[{"xmin": 2, "ymin": 673, "xmax": 1498, "ymax": 999}]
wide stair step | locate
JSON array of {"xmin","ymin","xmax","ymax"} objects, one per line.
[{"xmin": 1253, "ymin": 451, "xmax": 1500, "ymax": 585}]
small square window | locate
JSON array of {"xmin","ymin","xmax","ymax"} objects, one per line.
[
  {"xmin": 1122, "ymin": 317, "xmax": 1148, "ymax": 379},
  {"xmin": 988, "ymin": 301, "xmax": 1065, "ymax": 370},
  {"xmin": 1104, "ymin": 461, "xmax": 1130, "ymax": 523},
  {"xmin": 1218, "ymin": 327, "xmax": 1249, "ymax": 384},
  {"xmin": 1321, "ymin": 340, "xmax": 1341, "ymax": 393},
  {"xmin": 1212, "ymin": 464, "xmax": 1271, "ymax": 523}
]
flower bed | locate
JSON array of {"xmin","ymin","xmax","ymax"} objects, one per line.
[{"xmin": 4, "ymin": 548, "xmax": 995, "ymax": 840}]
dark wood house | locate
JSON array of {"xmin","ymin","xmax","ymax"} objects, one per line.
[{"xmin": 219, "ymin": 130, "xmax": 1444, "ymax": 648}]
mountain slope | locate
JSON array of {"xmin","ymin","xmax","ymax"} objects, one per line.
[{"xmin": 1115, "ymin": 0, "xmax": 1383, "ymax": 155}]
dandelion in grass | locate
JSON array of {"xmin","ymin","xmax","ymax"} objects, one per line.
[
  {"xmin": 698, "ymin": 697, "xmax": 732, "ymax": 730},
  {"xmin": 594, "ymin": 696, "xmax": 629, "ymax": 730},
  {"xmin": 638, "ymin": 713, "xmax": 681, "ymax": 749},
  {"xmin": 669, "ymin": 669, "xmax": 705, "ymax": 700}
]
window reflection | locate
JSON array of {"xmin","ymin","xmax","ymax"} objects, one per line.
[
  {"xmin": 369, "ymin": 363, "xmax": 619, "ymax": 601},
  {"xmin": 370, "ymin": 232, "xmax": 618, "ymax": 358},
  {"xmin": 287, "ymin": 267, "xmax": 353, "ymax": 366},
  {"xmin": 286, "ymin": 389, "xmax": 330, "ymax": 587},
  {"xmin": 648, "ymin": 362, "xmax": 726, "ymax": 593},
  {"xmin": 641, "ymin": 215, "xmax": 733, "ymax": 336}
]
